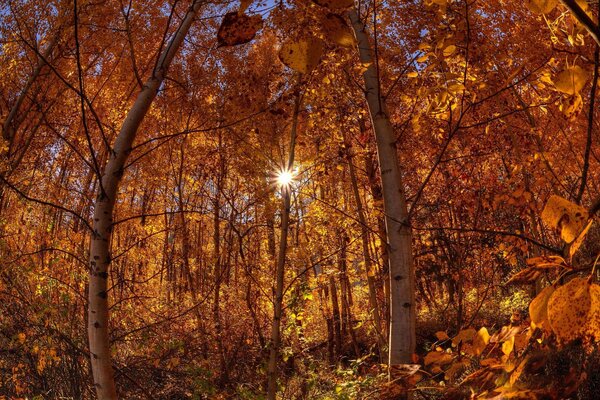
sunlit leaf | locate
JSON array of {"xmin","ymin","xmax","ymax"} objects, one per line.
[
  {"xmin": 501, "ymin": 336, "xmax": 515, "ymax": 355},
  {"xmin": 443, "ymin": 45, "xmax": 457, "ymax": 57},
  {"xmin": 279, "ymin": 37, "xmax": 324, "ymax": 74},
  {"xmin": 525, "ymin": 0, "xmax": 558, "ymax": 14},
  {"xmin": 554, "ymin": 66, "xmax": 589, "ymax": 95},
  {"xmin": 541, "ymin": 195, "xmax": 589, "ymax": 243},
  {"xmin": 472, "ymin": 327, "xmax": 490, "ymax": 356},
  {"xmin": 547, "ymin": 277, "xmax": 593, "ymax": 342},
  {"xmin": 530, "ymin": 285, "xmax": 554, "ymax": 330}
]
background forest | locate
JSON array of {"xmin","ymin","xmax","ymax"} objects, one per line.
[{"xmin": 2, "ymin": 0, "xmax": 600, "ymax": 399}]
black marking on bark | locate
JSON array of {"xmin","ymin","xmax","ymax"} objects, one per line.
[
  {"xmin": 98, "ymin": 291, "xmax": 107, "ymax": 299},
  {"xmin": 98, "ymin": 272, "xmax": 108, "ymax": 279},
  {"xmin": 403, "ymin": 302, "xmax": 411, "ymax": 308},
  {"xmin": 94, "ymin": 255, "xmax": 100, "ymax": 260},
  {"xmin": 394, "ymin": 275, "xmax": 404, "ymax": 281},
  {"xmin": 94, "ymin": 321, "xmax": 100, "ymax": 328}
]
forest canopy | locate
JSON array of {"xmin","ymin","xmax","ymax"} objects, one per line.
[{"xmin": 2, "ymin": 0, "xmax": 600, "ymax": 399}]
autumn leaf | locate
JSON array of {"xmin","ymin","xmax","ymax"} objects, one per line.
[
  {"xmin": 585, "ymin": 283, "xmax": 600, "ymax": 340},
  {"xmin": 541, "ymin": 195, "xmax": 589, "ymax": 243},
  {"xmin": 560, "ymin": 93, "xmax": 583, "ymax": 119},
  {"xmin": 321, "ymin": 13, "xmax": 355, "ymax": 48},
  {"xmin": 570, "ymin": 219, "xmax": 594, "ymax": 257},
  {"xmin": 452, "ymin": 327, "xmax": 476, "ymax": 346},
  {"xmin": 424, "ymin": 350, "xmax": 453, "ymax": 366},
  {"xmin": 547, "ymin": 277, "xmax": 598, "ymax": 342},
  {"xmin": 472, "ymin": 327, "xmax": 490, "ymax": 356},
  {"xmin": 553, "ymin": 66, "xmax": 589, "ymax": 95},
  {"xmin": 217, "ymin": 12, "xmax": 263, "ymax": 47},
  {"xmin": 443, "ymin": 44, "xmax": 457, "ymax": 57},
  {"xmin": 501, "ymin": 335, "xmax": 515, "ymax": 355},
  {"xmin": 530, "ymin": 285, "xmax": 555, "ymax": 330},
  {"xmin": 525, "ymin": 0, "xmax": 558, "ymax": 14},
  {"xmin": 279, "ymin": 37, "xmax": 324, "ymax": 74}
]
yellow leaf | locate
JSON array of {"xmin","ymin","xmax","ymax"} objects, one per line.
[
  {"xmin": 443, "ymin": 45, "xmax": 457, "ymax": 57},
  {"xmin": 279, "ymin": 37, "xmax": 324, "ymax": 74},
  {"xmin": 502, "ymin": 336, "xmax": 515, "ymax": 356},
  {"xmin": 321, "ymin": 13, "xmax": 355, "ymax": 48},
  {"xmin": 435, "ymin": 331, "xmax": 450, "ymax": 341},
  {"xmin": 541, "ymin": 195, "xmax": 589, "ymax": 243},
  {"xmin": 447, "ymin": 82, "xmax": 465, "ymax": 94},
  {"xmin": 525, "ymin": 0, "xmax": 558, "ymax": 14},
  {"xmin": 472, "ymin": 327, "xmax": 490, "ymax": 356},
  {"xmin": 407, "ymin": 71, "xmax": 419, "ymax": 78},
  {"xmin": 554, "ymin": 66, "xmax": 589, "ymax": 95},
  {"xmin": 529, "ymin": 285, "xmax": 554, "ymax": 330},
  {"xmin": 547, "ymin": 277, "xmax": 593, "ymax": 342}
]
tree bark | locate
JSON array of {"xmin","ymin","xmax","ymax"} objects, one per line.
[
  {"xmin": 266, "ymin": 90, "xmax": 301, "ymax": 400},
  {"xmin": 87, "ymin": 2, "xmax": 203, "ymax": 398},
  {"xmin": 349, "ymin": 9, "xmax": 416, "ymax": 371}
]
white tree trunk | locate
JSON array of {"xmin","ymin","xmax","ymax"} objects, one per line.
[
  {"xmin": 348, "ymin": 9, "xmax": 416, "ymax": 369},
  {"xmin": 87, "ymin": 2, "xmax": 203, "ymax": 398}
]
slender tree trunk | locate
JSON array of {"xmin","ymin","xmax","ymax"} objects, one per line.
[
  {"xmin": 349, "ymin": 9, "xmax": 416, "ymax": 372},
  {"xmin": 347, "ymin": 144, "xmax": 385, "ymax": 355},
  {"xmin": 87, "ymin": 2, "xmax": 203, "ymax": 398},
  {"xmin": 329, "ymin": 274, "xmax": 343, "ymax": 358},
  {"xmin": 266, "ymin": 91, "xmax": 301, "ymax": 400},
  {"xmin": 364, "ymin": 146, "xmax": 390, "ymax": 338}
]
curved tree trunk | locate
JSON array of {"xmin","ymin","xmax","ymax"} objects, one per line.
[
  {"xmin": 87, "ymin": 2, "xmax": 203, "ymax": 398},
  {"xmin": 348, "ymin": 9, "xmax": 416, "ymax": 372}
]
